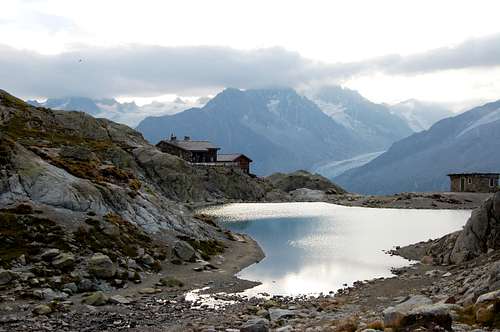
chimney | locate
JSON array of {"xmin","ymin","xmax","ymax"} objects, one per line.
[
  {"xmin": 184, "ymin": 136, "xmax": 191, "ymax": 141},
  {"xmin": 170, "ymin": 133, "xmax": 177, "ymax": 141}
]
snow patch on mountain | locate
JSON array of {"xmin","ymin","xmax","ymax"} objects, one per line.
[
  {"xmin": 267, "ymin": 99, "xmax": 280, "ymax": 115},
  {"xmin": 312, "ymin": 151, "xmax": 385, "ymax": 179},
  {"xmin": 312, "ymin": 99, "xmax": 354, "ymax": 129},
  {"xmin": 28, "ymin": 96, "xmax": 209, "ymax": 127},
  {"xmin": 457, "ymin": 107, "xmax": 500, "ymax": 137},
  {"xmin": 390, "ymin": 99, "xmax": 452, "ymax": 132}
]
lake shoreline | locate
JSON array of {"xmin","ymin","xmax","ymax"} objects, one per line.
[
  {"xmin": 2, "ymin": 196, "xmax": 498, "ymax": 331},
  {"xmin": 188, "ymin": 191, "xmax": 492, "ymax": 212}
]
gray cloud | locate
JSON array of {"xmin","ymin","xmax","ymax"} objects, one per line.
[
  {"xmin": 384, "ymin": 34, "xmax": 500, "ymax": 74},
  {"xmin": 1, "ymin": 33, "xmax": 500, "ymax": 98}
]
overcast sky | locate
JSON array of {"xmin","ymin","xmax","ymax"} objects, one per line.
[{"xmin": 2, "ymin": 0, "xmax": 500, "ymax": 109}]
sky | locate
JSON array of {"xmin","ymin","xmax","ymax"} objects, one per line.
[{"xmin": 1, "ymin": 0, "xmax": 500, "ymax": 110}]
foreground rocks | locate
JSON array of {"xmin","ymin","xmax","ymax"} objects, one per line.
[
  {"xmin": 0, "ymin": 248, "xmax": 498, "ymax": 331},
  {"xmin": 0, "ymin": 89, "xmax": 280, "ymax": 315}
]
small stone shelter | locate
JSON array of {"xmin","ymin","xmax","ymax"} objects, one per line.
[{"xmin": 448, "ymin": 173, "xmax": 499, "ymax": 193}]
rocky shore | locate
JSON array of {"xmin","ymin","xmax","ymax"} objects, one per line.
[{"xmin": 1, "ymin": 194, "xmax": 499, "ymax": 332}]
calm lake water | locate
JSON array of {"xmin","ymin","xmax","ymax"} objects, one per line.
[{"xmin": 203, "ymin": 202, "xmax": 470, "ymax": 296}]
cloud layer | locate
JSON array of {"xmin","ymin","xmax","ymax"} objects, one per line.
[{"xmin": 1, "ymin": 33, "xmax": 500, "ymax": 98}]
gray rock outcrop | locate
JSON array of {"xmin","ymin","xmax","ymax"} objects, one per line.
[
  {"xmin": 433, "ymin": 192, "xmax": 500, "ymax": 264},
  {"xmin": 0, "ymin": 89, "xmax": 283, "ymax": 293},
  {"xmin": 267, "ymin": 170, "xmax": 346, "ymax": 194}
]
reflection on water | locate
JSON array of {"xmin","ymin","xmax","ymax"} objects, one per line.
[
  {"xmin": 184, "ymin": 287, "xmax": 237, "ymax": 309},
  {"xmin": 203, "ymin": 203, "xmax": 470, "ymax": 296}
]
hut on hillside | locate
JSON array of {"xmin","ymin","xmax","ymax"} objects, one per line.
[{"xmin": 156, "ymin": 135, "xmax": 253, "ymax": 174}]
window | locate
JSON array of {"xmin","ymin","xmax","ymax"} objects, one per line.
[
  {"xmin": 467, "ymin": 177, "xmax": 472, "ymax": 184},
  {"xmin": 490, "ymin": 178, "xmax": 497, "ymax": 187}
]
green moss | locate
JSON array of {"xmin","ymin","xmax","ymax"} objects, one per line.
[
  {"xmin": 456, "ymin": 305, "xmax": 478, "ymax": 326},
  {"xmin": 187, "ymin": 239, "xmax": 225, "ymax": 261},
  {"xmin": 0, "ymin": 213, "xmax": 69, "ymax": 268},
  {"xmin": 1, "ymin": 111, "xmax": 116, "ymax": 155},
  {"xmin": 151, "ymin": 260, "xmax": 162, "ymax": 272},
  {"xmin": 0, "ymin": 136, "xmax": 15, "ymax": 166},
  {"xmin": 159, "ymin": 276, "xmax": 184, "ymax": 288},
  {"xmin": 0, "ymin": 92, "xmax": 30, "ymax": 110},
  {"xmin": 193, "ymin": 213, "xmax": 218, "ymax": 227},
  {"xmin": 100, "ymin": 166, "xmax": 133, "ymax": 182},
  {"xmin": 128, "ymin": 178, "xmax": 142, "ymax": 191},
  {"xmin": 73, "ymin": 213, "xmax": 164, "ymax": 261},
  {"xmin": 0, "ymin": 204, "xmax": 34, "ymax": 215},
  {"xmin": 49, "ymin": 157, "xmax": 101, "ymax": 181}
]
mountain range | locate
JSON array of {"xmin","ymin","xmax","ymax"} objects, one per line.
[
  {"xmin": 136, "ymin": 87, "xmax": 428, "ymax": 175},
  {"xmin": 138, "ymin": 87, "xmax": 374, "ymax": 175},
  {"xmin": 25, "ymin": 86, "xmax": 457, "ymax": 179},
  {"xmin": 28, "ymin": 96, "xmax": 205, "ymax": 127},
  {"xmin": 307, "ymin": 85, "xmax": 414, "ymax": 148},
  {"xmin": 335, "ymin": 99, "xmax": 500, "ymax": 194}
]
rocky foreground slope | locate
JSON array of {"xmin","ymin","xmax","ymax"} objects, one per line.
[{"xmin": 0, "ymin": 89, "xmax": 282, "ymax": 306}]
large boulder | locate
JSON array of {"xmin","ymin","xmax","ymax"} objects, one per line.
[
  {"xmin": 240, "ymin": 318, "xmax": 270, "ymax": 332},
  {"xmin": 51, "ymin": 252, "xmax": 75, "ymax": 270},
  {"xmin": 383, "ymin": 295, "xmax": 432, "ymax": 328},
  {"xmin": 33, "ymin": 304, "xmax": 53, "ymax": 315},
  {"xmin": 487, "ymin": 261, "xmax": 500, "ymax": 291},
  {"xmin": 88, "ymin": 253, "xmax": 116, "ymax": 279},
  {"xmin": 41, "ymin": 248, "xmax": 61, "ymax": 261},
  {"xmin": 0, "ymin": 269, "xmax": 14, "ymax": 285},
  {"xmin": 474, "ymin": 290, "xmax": 500, "ymax": 325},
  {"xmin": 383, "ymin": 295, "xmax": 456, "ymax": 330},
  {"xmin": 268, "ymin": 308, "xmax": 297, "ymax": 321},
  {"xmin": 173, "ymin": 241, "xmax": 196, "ymax": 262},
  {"xmin": 449, "ymin": 192, "xmax": 500, "ymax": 264},
  {"xmin": 414, "ymin": 192, "xmax": 500, "ymax": 265},
  {"xmin": 81, "ymin": 291, "xmax": 109, "ymax": 306}
]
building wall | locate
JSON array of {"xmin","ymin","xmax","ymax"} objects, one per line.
[
  {"xmin": 236, "ymin": 157, "xmax": 250, "ymax": 174},
  {"xmin": 450, "ymin": 175, "xmax": 499, "ymax": 193},
  {"xmin": 156, "ymin": 141, "xmax": 192, "ymax": 161},
  {"xmin": 207, "ymin": 149, "xmax": 217, "ymax": 162},
  {"xmin": 192, "ymin": 149, "xmax": 217, "ymax": 162}
]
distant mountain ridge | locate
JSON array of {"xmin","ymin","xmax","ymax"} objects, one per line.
[
  {"xmin": 335, "ymin": 99, "xmax": 500, "ymax": 194},
  {"xmin": 389, "ymin": 99, "xmax": 453, "ymax": 132},
  {"xmin": 28, "ymin": 96, "xmax": 205, "ymax": 127},
  {"xmin": 30, "ymin": 87, "xmax": 457, "ymax": 179},
  {"xmin": 308, "ymin": 86, "xmax": 414, "ymax": 149},
  {"xmin": 137, "ymin": 87, "xmax": 376, "ymax": 175},
  {"xmin": 137, "ymin": 87, "xmax": 422, "ymax": 175}
]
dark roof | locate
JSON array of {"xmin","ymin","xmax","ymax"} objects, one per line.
[
  {"xmin": 447, "ymin": 172, "xmax": 500, "ymax": 177},
  {"xmin": 163, "ymin": 140, "xmax": 219, "ymax": 152},
  {"xmin": 217, "ymin": 153, "xmax": 252, "ymax": 162}
]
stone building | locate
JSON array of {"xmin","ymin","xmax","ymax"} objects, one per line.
[
  {"xmin": 156, "ymin": 135, "xmax": 253, "ymax": 174},
  {"xmin": 448, "ymin": 173, "xmax": 499, "ymax": 193},
  {"xmin": 156, "ymin": 136, "xmax": 219, "ymax": 163}
]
